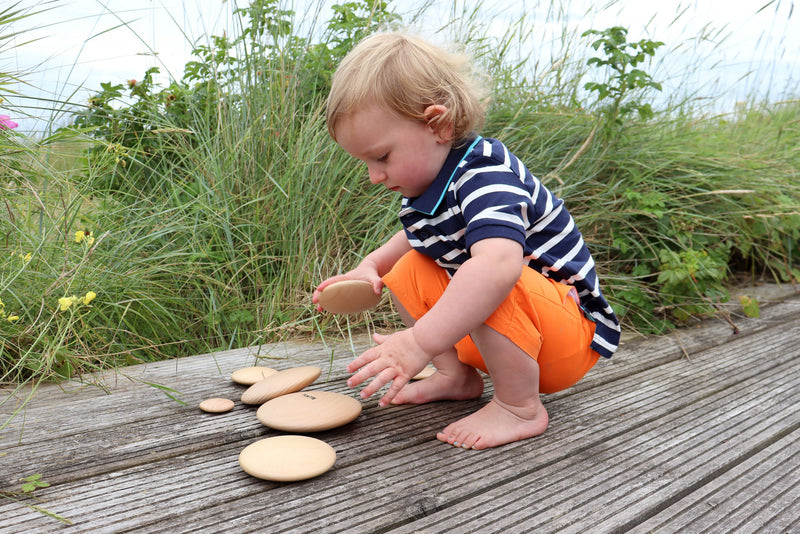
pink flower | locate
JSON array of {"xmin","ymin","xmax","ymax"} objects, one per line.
[{"xmin": 0, "ymin": 115, "xmax": 18, "ymax": 130}]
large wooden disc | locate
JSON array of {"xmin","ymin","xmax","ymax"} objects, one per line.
[
  {"xmin": 240, "ymin": 366, "xmax": 321, "ymax": 405},
  {"xmin": 238, "ymin": 436, "xmax": 336, "ymax": 482},
  {"xmin": 257, "ymin": 391, "xmax": 362, "ymax": 432}
]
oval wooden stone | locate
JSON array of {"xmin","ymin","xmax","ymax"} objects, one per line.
[
  {"xmin": 239, "ymin": 436, "xmax": 336, "ymax": 482},
  {"xmin": 240, "ymin": 366, "xmax": 322, "ymax": 405},
  {"xmin": 256, "ymin": 391, "xmax": 362, "ymax": 432},
  {"xmin": 230, "ymin": 366, "xmax": 278, "ymax": 385},
  {"xmin": 318, "ymin": 280, "xmax": 381, "ymax": 314},
  {"xmin": 199, "ymin": 398, "xmax": 234, "ymax": 413}
]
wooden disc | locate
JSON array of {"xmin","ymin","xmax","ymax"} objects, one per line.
[
  {"xmin": 230, "ymin": 366, "xmax": 278, "ymax": 385},
  {"xmin": 240, "ymin": 366, "xmax": 322, "ymax": 405},
  {"xmin": 318, "ymin": 280, "xmax": 381, "ymax": 314},
  {"xmin": 412, "ymin": 366, "xmax": 436, "ymax": 380},
  {"xmin": 239, "ymin": 436, "xmax": 336, "ymax": 482},
  {"xmin": 199, "ymin": 398, "xmax": 234, "ymax": 413},
  {"xmin": 257, "ymin": 391, "xmax": 362, "ymax": 432}
]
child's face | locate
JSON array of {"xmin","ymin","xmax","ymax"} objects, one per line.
[{"xmin": 335, "ymin": 104, "xmax": 452, "ymax": 199}]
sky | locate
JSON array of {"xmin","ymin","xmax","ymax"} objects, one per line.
[{"xmin": 3, "ymin": 0, "xmax": 798, "ymax": 134}]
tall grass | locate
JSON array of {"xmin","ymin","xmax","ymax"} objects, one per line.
[{"xmin": 1, "ymin": 0, "xmax": 798, "ymax": 409}]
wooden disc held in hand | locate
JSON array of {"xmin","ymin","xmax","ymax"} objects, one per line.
[
  {"xmin": 239, "ymin": 436, "xmax": 336, "ymax": 482},
  {"xmin": 240, "ymin": 366, "xmax": 322, "ymax": 405},
  {"xmin": 318, "ymin": 280, "xmax": 381, "ymax": 314},
  {"xmin": 257, "ymin": 391, "xmax": 362, "ymax": 432}
]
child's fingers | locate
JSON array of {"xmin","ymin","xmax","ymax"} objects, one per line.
[
  {"xmin": 346, "ymin": 348, "xmax": 374, "ymax": 374},
  {"xmin": 378, "ymin": 375, "xmax": 409, "ymax": 407},
  {"xmin": 346, "ymin": 346, "xmax": 382, "ymax": 387},
  {"xmin": 371, "ymin": 279, "xmax": 385, "ymax": 295},
  {"xmin": 372, "ymin": 332, "xmax": 388, "ymax": 344},
  {"xmin": 313, "ymin": 275, "xmax": 348, "ymax": 298},
  {"xmin": 347, "ymin": 367, "xmax": 368, "ymax": 389},
  {"xmin": 359, "ymin": 368, "xmax": 398, "ymax": 399}
]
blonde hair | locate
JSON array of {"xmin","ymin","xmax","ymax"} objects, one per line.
[{"xmin": 326, "ymin": 32, "xmax": 489, "ymax": 145}]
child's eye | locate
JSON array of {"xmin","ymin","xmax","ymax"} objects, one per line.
[{"xmin": 377, "ymin": 153, "xmax": 389, "ymax": 162}]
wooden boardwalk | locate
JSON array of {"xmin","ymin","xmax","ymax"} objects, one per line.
[{"xmin": 1, "ymin": 285, "xmax": 799, "ymax": 533}]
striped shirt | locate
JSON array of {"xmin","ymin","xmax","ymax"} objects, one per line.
[{"xmin": 399, "ymin": 136, "xmax": 620, "ymax": 358}]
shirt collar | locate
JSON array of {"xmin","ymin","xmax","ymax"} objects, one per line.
[{"xmin": 406, "ymin": 135, "xmax": 482, "ymax": 216}]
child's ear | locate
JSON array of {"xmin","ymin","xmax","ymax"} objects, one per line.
[{"xmin": 423, "ymin": 105, "xmax": 454, "ymax": 143}]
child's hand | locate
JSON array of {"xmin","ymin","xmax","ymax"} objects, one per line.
[
  {"xmin": 346, "ymin": 329, "xmax": 433, "ymax": 406},
  {"xmin": 312, "ymin": 264, "xmax": 383, "ymax": 312}
]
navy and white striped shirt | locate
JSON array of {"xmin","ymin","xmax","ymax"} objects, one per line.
[{"xmin": 399, "ymin": 136, "xmax": 620, "ymax": 358}]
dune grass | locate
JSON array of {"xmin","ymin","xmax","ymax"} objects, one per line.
[{"xmin": 1, "ymin": 0, "xmax": 798, "ymax": 411}]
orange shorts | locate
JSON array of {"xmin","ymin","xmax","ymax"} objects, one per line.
[{"xmin": 382, "ymin": 250, "xmax": 599, "ymax": 394}]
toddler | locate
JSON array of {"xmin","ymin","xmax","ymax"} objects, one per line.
[{"xmin": 313, "ymin": 32, "xmax": 620, "ymax": 450}]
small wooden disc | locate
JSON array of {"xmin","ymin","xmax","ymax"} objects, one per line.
[
  {"xmin": 412, "ymin": 366, "xmax": 436, "ymax": 380},
  {"xmin": 318, "ymin": 280, "xmax": 381, "ymax": 314},
  {"xmin": 199, "ymin": 398, "xmax": 234, "ymax": 413},
  {"xmin": 257, "ymin": 391, "xmax": 362, "ymax": 432},
  {"xmin": 231, "ymin": 366, "xmax": 278, "ymax": 385},
  {"xmin": 239, "ymin": 436, "xmax": 336, "ymax": 482},
  {"xmin": 240, "ymin": 366, "xmax": 322, "ymax": 405}
]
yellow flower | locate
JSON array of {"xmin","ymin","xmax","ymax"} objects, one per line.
[
  {"xmin": 18, "ymin": 252, "xmax": 32, "ymax": 263},
  {"xmin": 58, "ymin": 296, "xmax": 78, "ymax": 312},
  {"xmin": 81, "ymin": 291, "xmax": 97, "ymax": 306},
  {"xmin": 7, "ymin": 315, "xmax": 19, "ymax": 323},
  {"xmin": 74, "ymin": 231, "xmax": 94, "ymax": 245}
]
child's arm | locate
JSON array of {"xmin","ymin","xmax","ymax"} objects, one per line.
[
  {"xmin": 347, "ymin": 237, "xmax": 524, "ymax": 405},
  {"xmin": 312, "ymin": 230, "xmax": 411, "ymax": 311},
  {"xmin": 411, "ymin": 237, "xmax": 523, "ymax": 354}
]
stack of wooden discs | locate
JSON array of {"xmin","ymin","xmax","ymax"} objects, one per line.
[
  {"xmin": 199, "ymin": 363, "xmax": 363, "ymax": 482},
  {"xmin": 197, "ymin": 281, "xmax": 394, "ymax": 481}
]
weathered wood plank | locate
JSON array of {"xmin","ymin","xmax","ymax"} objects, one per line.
[
  {"xmin": 627, "ymin": 429, "xmax": 800, "ymax": 533},
  {"xmin": 0, "ymin": 292, "xmax": 797, "ymax": 533},
  {"xmin": 395, "ymin": 325, "xmax": 800, "ymax": 533},
  {"xmin": 0, "ymin": 340, "xmax": 365, "ymax": 428},
  {"xmin": 3, "ymin": 289, "xmax": 797, "ymax": 429},
  {"xmin": 202, "ymin": 316, "xmax": 800, "ymax": 528},
  {"xmin": 4, "ymin": 291, "xmax": 796, "ymax": 451},
  {"xmin": 1, "ymin": 314, "xmax": 784, "ymax": 531}
]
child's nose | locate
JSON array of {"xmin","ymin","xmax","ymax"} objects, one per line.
[{"xmin": 368, "ymin": 167, "xmax": 386, "ymax": 185}]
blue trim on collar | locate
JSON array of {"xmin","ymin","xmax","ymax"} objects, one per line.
[{"xmin": 407, "ymin": 136, "xmax": 482, "ymax": 216}]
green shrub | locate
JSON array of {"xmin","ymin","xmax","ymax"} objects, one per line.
[{"xmin": 1, "ymin": 0, "xmax": 798, "ymax": 394}]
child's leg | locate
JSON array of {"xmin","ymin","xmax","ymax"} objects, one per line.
[
  {"xmin": 436, "ymin": 323, "xmax": 548, "ymax": 450},
  {"xmin": 431, "ymin": 264, "xmax": 597, "ymax": 449},
  {"xmin": 382, "ymin": 251, "xmax": 484, "ymax": 404},
  {"xmin": 389, "ymin": 294, "xmax": 484, "ymax": 405}
]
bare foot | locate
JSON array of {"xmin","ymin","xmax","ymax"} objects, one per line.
[
  {"xmin": 390, "ymin": 367, "xmax": 484, "ymax": 405},
  {"xmin": 436, "ymin": 396, "xmax": 549, "ymax": 450}
]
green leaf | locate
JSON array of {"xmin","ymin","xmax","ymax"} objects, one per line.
[
  {"xmin": 739, "ymin": 296, "xmax": 761, "ymax": 318},
  {"xmin": 20, "ymin": 474, "xmax": 49, "ymax": 493}
]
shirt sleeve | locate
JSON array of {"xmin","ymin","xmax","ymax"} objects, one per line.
[{"xmin": 454, "ymin": 141, "xmax": 550, "ymax": 254}]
